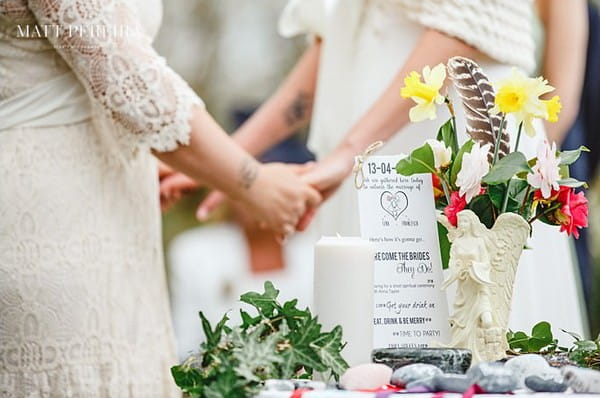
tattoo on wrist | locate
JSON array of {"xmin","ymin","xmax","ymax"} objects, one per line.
[
  {"xmin": 284, "ymin": 91, "xmax": 312, "ymax": 127},
  {"xmin": 239, "ymin": 157, "xmax": 259, "ymax": 190}
]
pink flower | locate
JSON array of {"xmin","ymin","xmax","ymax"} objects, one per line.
[
  {"xmin": 527, "ymin": 141, "xmax": 561, "ymax": 199},
  {"xmin": 532, "ymin": 186, "xmax": 588, "ymax": 239},
  {"xmin": 444, "ymin": 191, "xmax": 467, "ymax": 227},
  {"xmin": 555, "ymin": 186, "xmax": 588, "ymax": 239}
]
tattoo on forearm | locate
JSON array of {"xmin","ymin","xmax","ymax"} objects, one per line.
[
  {"xmin": 239, "ymin": 157, "xmax": 259, "ymax": 190},
  {"xmin": 284, "ymin": 91, "xmax": 312, "ymax": 127}
]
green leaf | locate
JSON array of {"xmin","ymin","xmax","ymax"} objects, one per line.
[
  {"xmin": 574, "ymin": 340, "xmax": 599, "ymax": 352},
  {"xmin": 171, "ymin": 365, "xmax": 204, "ymax": 396},
  {"xmin": 483, "ymin": 152, "xmax": 532, "ymax": 185},
  {"xmin": 559, "ymin": 146, "xmax": 590, "ymax": 165},
  {"xmin": 436, "ymin": 118, "xmax": 457, "ymax": 155},
  {"xmin": 280, "ymin": 316, "xmax": 326, "ymax": 376},
  {"xmin": 562, "ymin": 329, "xmax": 583, "ymax": 342},
  {"xmin": 203, "ymin": 367, "xmax": 248, "ymax": 398},
  {"xmin": 557, "ymin": 178, "xmax": 588, "ymax": 189},
  {"xmin": 467, "ymin": 194, "xmax": 496, "ymax": 228},
  {"xmin": 395, "ymin": 143, "xmax": 436, "ymax": 176},
  {"xmin": 437, "ymin": 222, "xmax": 450, "ymax": 270},
  {"xmin": 508, "ymin": 331, "xmax": 530, "ymax": 352},
  {"xmin": 450, "ymin": 140, "xmax": 474, "ymax": 186},
  {"xmin": 240, "ymin": 281, "xmax": 280, "ymax": 318},
  {"xmin": 532, "ymin": 321, "xmax": 554, "ymax": 342},
  {"xmin": 200, "ymin": 312, "xmax": 229, "ymax": 350},
  {"xmin": 310, "ymin": 325, "xmax": 349, "ymax": 379}
]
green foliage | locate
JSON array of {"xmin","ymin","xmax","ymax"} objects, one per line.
[
  {"xmin": 437, "ymin": 222, "xmax": 451, "ymax": 270},
  {"xmin": 436, "ymin": 118, "xmax": 458, "ymax": 156},
  {"xmin": 467, "ymin": 194, "xmax": 496, "ymax": 228},
  {"xmin": 507, "ymin": 321, "xmax": 558, "ymax": 353},
  {"xmin": 171, "ymin": 281, "xmax": 349, "ymax": 398},
  {"xmin": 483, "ymin": 152, "xmax": 532, "ymax": 185},
  {"xmin": 395, "ymin": 143, "xmax": 436, "ymax": 176},
  {"xmin": 563, "ymin": 330, "xmax": 600, "ymax": 370}
]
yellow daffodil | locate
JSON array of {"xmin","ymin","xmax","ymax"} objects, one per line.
[
  {"xmin": 543, "ymin": 95, "xmax": 562, "ymax": 123},
  {"xmin": 401, "ymin": 63, "xmax": 446, "ymax": 122},
  {"xmin": 490, "ymin": 68, "xmax": 555, "ymax": 137}
]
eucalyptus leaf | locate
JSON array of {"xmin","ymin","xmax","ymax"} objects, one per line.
[
  {"xmin": 396, "ymin": 143, "xmax": 436, "ymax": 176},
  {"xmin": 482, "ymin": 152, "xmax": 532, "ymax": 185},
  {"xmin": 559, "ymin": 146, "xmax": 590, "ymax": 166}
]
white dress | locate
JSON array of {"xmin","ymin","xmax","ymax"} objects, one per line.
[
  {"xmin": 0, "ymin": 0, "xmax": 201, "ymax": 396},
  {"xmin": 280, "ymin": 0, "xmax": 587, "ymax": 342}
]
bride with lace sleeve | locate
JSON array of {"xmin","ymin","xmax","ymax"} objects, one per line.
[{"xmin": 0, "ymin": 1, "xmax": 320, "ymax": 396}]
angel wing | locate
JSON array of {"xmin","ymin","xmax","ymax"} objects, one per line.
[
  {"xmin": 485, "ymin": 213, "xmax": 531, "ymax": 329},
  {"xmin": 447, "ymin": 56, "xmax": 510, "ymax": 160}
]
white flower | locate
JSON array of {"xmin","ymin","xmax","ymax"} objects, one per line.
[
  {"xmin": 456, "ymin": 143, "xmax": 492, "ymax": 203},
  {"xmin": 527, "ymin": 141, "xmax": 561, "ymax": 199},
  {"xmin": 426, "ymin": 139, "xmax": 452, "ymax": 169}
]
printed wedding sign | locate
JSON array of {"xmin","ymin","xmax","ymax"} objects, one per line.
[{"xmin": 357, "ymin": 155, "xmax": 450, "ymax": 349}]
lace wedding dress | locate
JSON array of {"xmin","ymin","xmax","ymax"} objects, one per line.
[
  {"xmin": 280, "ymin": 0, "xmax": 587, "ymax": 342},
  {"xmin": 0, "ymin": 0, "xmax": 202, "ymax": 396}
]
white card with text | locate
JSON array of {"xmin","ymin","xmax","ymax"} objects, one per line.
[{"xmin": 357, "ymin": 155, "xmax": 451, "ymax": 349}]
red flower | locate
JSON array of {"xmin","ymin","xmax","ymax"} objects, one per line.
[
  {"xmin": 432, "ymin": 174, "xmax": 444, "ymax": 200},
  {"xmin": 555, "ymin": 186, "xmax": 588, "ymax": 239},
  {"xmin": 444, "ymin": 191, "xmax": 467, "ymax": 227}
]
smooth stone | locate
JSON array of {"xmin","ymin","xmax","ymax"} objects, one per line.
[
  {"xmin": 339, "ymin": 363, "xmax": 393, "ymax": 391},
  {"xmin": 405, "ymin": 375, "xmax": 437, "ymax": 391},
  {"xmin": 562, "ymin": 365, "xmax": 600, "ymax": 393},
  {"xmin": 467, "ymin": 361, "xmax": 518, "ymax": 393},
  {"xmin": 390, "ymin": 364, "xmax": 443, "ymax": 387},
  {"xmin": 525, "ymin": 375, "xmax": 568, "ymax": 393},
  {"xmin": 433, "ymin": 374, "xmax": 472, "ymax": 393},
  {"xmin": 264, "ymin": 379, "xmax": 295, "ymax": 391},
  {"xmin": 505, "ymin": 354, "xmax": 552, "ymax": 389},
  {"xmin": 372, "ymin": 347, "xmax": 471, "ymax": 374}
]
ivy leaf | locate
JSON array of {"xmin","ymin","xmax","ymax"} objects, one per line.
[
  {"xmin": 280, "ymin": 316, "xmax": 326, "ymax": 376},
  {"xmin": 171, "ymin": 365, "xmax": 204, "ymax": 397},
  {"xmin": 240, "ymin": 281, "xmax": 280, "ymax": 318},
  {"xmin": 395, "ymin": 143, "xmax": 436, "ymax": 176},
  {"xmin": 231, "ymin": 325, "xmax": 283, "ymax": 383},
  {"xmin": 450, "ymin": 140, "xmax": 475, "ymax": 187},
  {"xmin": 310, "ymin": 325, "xmax": 349, "ymax": 379},
  {"xmin": 203, "ymin": 367, "xmax": 248, "ymax": 398},
  {"xmin": 200, "ymin": 312, "xmax": 229, "ymax": 351},
  {"xmin": 279, "ymin": 299, "xmax": 310, "ymax": 330},
  {"xmin": 240, "ymin": 310, "xmax": 260, "ymax": 330},
  {"xmin": 483, "ymin": 152, "xmax": 532, "ymax": 185},
  {"xmin": 437, "ymin": 222, "xmax": 450, "ymax": 270},
  {"xmin": 559, "ymin": 146, "xmax": 590, "ymax": 166}
]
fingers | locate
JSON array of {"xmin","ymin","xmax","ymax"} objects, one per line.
[
  {"xmin": 160, "ymin": 173, "xmax": 198, "ymax": 195},
  {"xmin": 286, "ymin": 161, "xmax": 316, "ymax": 175},
  {"xmin": 304, "ymin": 186, "xmax": 322, "ymax": 208},
  {"xmin": 158, "ymin": 161, "xmax": 174, "ymax": 180},
  {"xmin": 296, "ymin": 207, "xmax": 317, "ymax": 231},
  {"xmin": 196, "ymin": 191, "xmax": 226, "ymax": 221}
]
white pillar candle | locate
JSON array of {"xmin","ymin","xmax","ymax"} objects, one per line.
[{"xmin": 314, "ymin": 236, "xmax": 374, "ymax": 367}]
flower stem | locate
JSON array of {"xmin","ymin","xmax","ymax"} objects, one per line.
[
  {"xmin": 529, "ymin": 203, "xmax": 561, "ymax": 224},
  {"xmin": 514, "ymin": 122, "xmax": 524, "ymax": 152},
  {"xmin": 492, "ymin": 115, "xmax": 506, "ymax": 165},
  {"xmin": 518, "ymin": 185, "xmax": 532, "ymax": 215},
  {"xmin": 500, "ymin": 180, "xmax": 511, "ymax": 214}
]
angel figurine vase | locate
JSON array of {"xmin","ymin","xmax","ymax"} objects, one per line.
[{"xmin": 439, "ymin": 210, "xmax": 530, "ymax": 364}]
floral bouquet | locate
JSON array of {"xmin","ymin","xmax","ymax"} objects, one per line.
[{"xmin": 395, "ymin": 57, "xmax": 589, "ymax": 269}]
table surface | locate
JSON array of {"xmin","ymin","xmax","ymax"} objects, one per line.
[{"xmin": 257, "ymin": 393, "xmax": 600, "ymax": 398}]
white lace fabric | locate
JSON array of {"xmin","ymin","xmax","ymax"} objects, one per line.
[{"xmin": 0, "ymin": 0, "xmax": 200, "ymax": 396}]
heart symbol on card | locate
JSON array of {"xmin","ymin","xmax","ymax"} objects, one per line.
[{"xmin": 380, "ymin": 191, "xmax": 409, "ymax": 220}]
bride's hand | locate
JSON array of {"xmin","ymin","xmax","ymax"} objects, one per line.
[
  {"xmin": 240, "ymin": 162, "xmax": 322, "ymax": 236},
  {"xmin": 295, "ymin": 146, "xmax": 356, "ymax": 230}
]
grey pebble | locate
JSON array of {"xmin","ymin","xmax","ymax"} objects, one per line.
[
  {"xmin": 390, "ymin": 363, "xmax": 443, "ymax": 387},
  {"xmin": 290, "ymin": 379, "xmax": 326, "ymax": 390},
  {"xmin": 433, "ymin": 374, "xmax": 472, "ymax": 393},
  {"xmin": 525, "ymin": 375, "xmax": 568, "ymax": 393},
  {"xmin": 405, "ymin": 375, "xmax": 437, "ymax": 391},
  {"xmin": 467, "ymin": 362, "xmax": 518, "ymax": 393},
  {"xmin": 562, "ymin": 365, "xmax": 600, "ymax": 393}
]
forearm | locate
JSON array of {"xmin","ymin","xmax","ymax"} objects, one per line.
[
  {"xmin": 233, "ymin": 39, "xmax": 322, "ymax": 156},
  {"xmin": 539, "ymin": 0, "xmax": 588, "ymax": 145},
  {"xmin": 155, "ymin": 107, "xmax": 259, "ymax": 200},
  {"xmin": 334, "ymin": 29, "xmax": 479, "ymax": 163}
]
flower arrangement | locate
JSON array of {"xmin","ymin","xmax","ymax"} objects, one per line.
[{"xmin": 396, "ymin": 57, "xmax": 589, "ymax": 268}]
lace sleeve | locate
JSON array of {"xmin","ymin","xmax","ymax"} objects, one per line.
[
  {"xmin": 27, "ymin": 0, "xmax": 204, "ymax": 153},
  {"xmin": 278, "ymin": 0, "xmax": 327, "ymax": 38}
]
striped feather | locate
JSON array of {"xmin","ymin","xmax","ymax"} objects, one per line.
[{"xmin": 447, "ymin": 56, "xmax": 510, "ymax": 160}]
